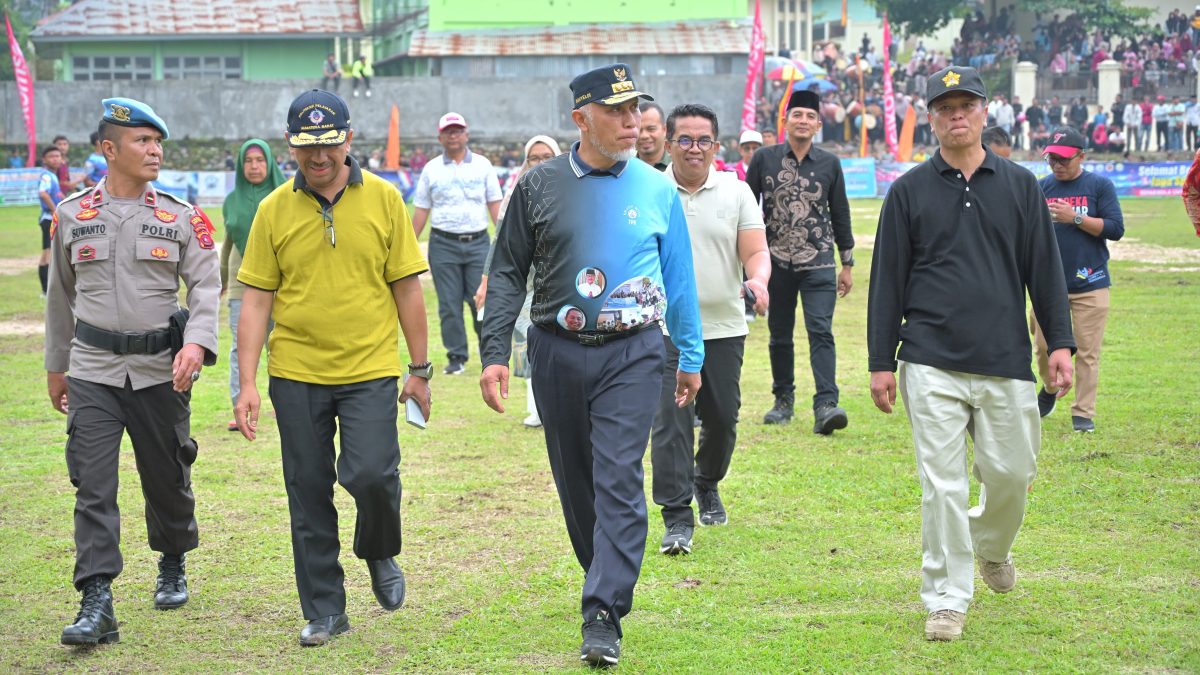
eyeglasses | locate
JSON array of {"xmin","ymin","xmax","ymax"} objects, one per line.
[
  {"xmin": 321, "ymin": 206, "xmax": 336, "ymax": 248},
  {"xmin": 672, "ymin": 136, "xmax": 715, "ymax": 151},
  {"xmin": 1046, "ymin": 153, "xmax": 1081, "ymax": 166}
]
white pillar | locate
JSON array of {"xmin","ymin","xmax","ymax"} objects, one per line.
[
  {"xmin": 1013, "ymin": 61, "xmax": 1037, "ymax": 149},
  {"xmin": 1097, "ymin": 59, "xmax": 1122, "ymax": 116}
]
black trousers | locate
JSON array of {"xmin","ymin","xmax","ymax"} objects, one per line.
[
  {"xmin": 528, "ymin": 326, "xmax": 664, "ymax": 637},
  {"xmin": 650, "ymin": 334, "xmax": 745, "ymax": 527},
  {"xmin": 1157, "ymin": 120, "xmax": 1169, "ymax": 151},
  {"xmin": 64, "ymin": 377, "xmax": 198, "ymax": 589},
  {"xmin": 766, "ymin": 264, "xmax": 839, "ymax": 409},
  {"xmin": 269, "ymin": 376, "xmax": 403, "ymax": 620}
]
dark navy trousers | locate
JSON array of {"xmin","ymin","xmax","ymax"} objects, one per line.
[{"xmin": 528, "ymin": 325, "xmax": 665, "ymax": 637}]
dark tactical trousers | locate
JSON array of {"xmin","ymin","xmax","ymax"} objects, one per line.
[{"xmin": 767, "ymin": 264, "xmax": 839, "ymax": 409}]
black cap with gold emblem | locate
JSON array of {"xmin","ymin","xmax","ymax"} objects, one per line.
[
  {"xmin": 925, "ymin": 66, "xmax": 988, "ymax": 106},
  {"xmin": 569, "ymin": 63, "xmax": 654, "ymax": 110}
]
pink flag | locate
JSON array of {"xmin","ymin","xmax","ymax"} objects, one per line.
[
  {"xmin": 741, "ymin": 0, "xmax": 765, "ymax": 132},
  {"xmin": 881, "ymin": 13, "xmax": 899, "ymax": 160},
  {"xmin": 6, "ymin": 15, "xmax": 35, "ymax": 167}
]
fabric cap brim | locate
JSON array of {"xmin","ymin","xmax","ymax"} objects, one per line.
[
  {"xmin": 598, "ymin": 90, "xmax": 653, "ymax": 106},
  {"xmin": 288, "ymin": 128, "xmax": 349, "ymax": 147},
  {"xmin": 1042, "ymin": 144, "xmax": 1082, "ymax": 157},
  {"xmin": 103, "ymin": 117, "xmax": 169, "ymax": 140}
]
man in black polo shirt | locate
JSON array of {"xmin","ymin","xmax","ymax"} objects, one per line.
[
  {"xmin": 746, "ymin": 89, "xmax": 855, "ymax": 435},
  {"xmin": 867, "ymin": 66, "xmax": 1076, "ymax": 643}
]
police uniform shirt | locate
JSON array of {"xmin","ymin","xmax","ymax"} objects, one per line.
[
  {"xmin": 44, "ymin": 180, "xmax": 221, "ymax": 389},
  {"xmin": 481, "ymin": 142, "xmax": 705, "ymax": 373},
  {"xmin": 744, "ymin": 142, "xmax": 854, "ymax": 271},
  {"xmin": 866, "ymin": 147, "xmax": 1075, "ymax": 381}
]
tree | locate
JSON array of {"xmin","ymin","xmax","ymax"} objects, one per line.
[
  {"xmin": 1019, "ymin": 0, "xmax": 1152, "ymax": 40},
  {"xmin": 866, "ymin": 0, "xmax": 973, "ymax": 37}
]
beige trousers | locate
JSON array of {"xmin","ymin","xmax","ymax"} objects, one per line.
[
  {"xmin": 1031, "ymin": 287, "xmax": 1111, "ymax": 419},
  {"xmin": 899, "ymin": 361, "xmax": 1040, "ymax": 614}
]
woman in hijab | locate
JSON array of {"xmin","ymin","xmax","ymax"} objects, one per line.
[
  {"xmin": 221, "ymin": 139, "xmax": 287, "ymax": 430},
  {"xmin": 474, "ymin": 135, "xmax": 561, "ymax": 428}
]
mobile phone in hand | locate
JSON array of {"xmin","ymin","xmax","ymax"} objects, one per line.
[
  {"xmin": 405, "ymin": 397, "xmax": 426, "ymax": 430},
  {"xmin": 742, "ymin": 281, "xmax": 757, "ymax": 306}
]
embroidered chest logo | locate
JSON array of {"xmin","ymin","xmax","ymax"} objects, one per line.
[
  {"xmin": 76, "ymin": 208, "xmax": 99, "ymax": 221},
  {"xmin": 154, "ymin": 209, "xmax": 177, "ymax": 223},
  {"xmin": 77, "ymin": 244, "xmax": 97, "ymax": 261},
  {"xmin": 623, "ymin": 205, "xmax": 639, "ymax": 225},
  {"xmin": 150, "ymin": 246, "xmax": 170, "ymax": 259}
]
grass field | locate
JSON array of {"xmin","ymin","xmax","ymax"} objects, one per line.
[{"xmin": 0, "ymin": 198, "xmax": 1196, "ymax": 673}]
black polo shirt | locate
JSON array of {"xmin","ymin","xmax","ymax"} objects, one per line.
[
  {"xmin": 745, "ymin": 142, "xmax": 853, "ymax": 272},
  {"xmin": 867, "ymin": 147, "xmax": 1075, "ymax": 381}
]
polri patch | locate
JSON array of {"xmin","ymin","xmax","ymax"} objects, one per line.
[
  {"xmin": 189, "ymin": 206, "xmax": 215, "ymax": 250},
  {"xmin": 151, "ymin": 246, "xmax": 170, "ymax": 259},
  {"xmin": 77, "ymin": 244, "xmax": 97, "ymax": 261},
  {"xmin": 76, "ymin": 208, "xmax": 99, "ymax": 221},
  {"xmin": 154, "ymin": 209, "xmax": 177, "ymax": 223}
]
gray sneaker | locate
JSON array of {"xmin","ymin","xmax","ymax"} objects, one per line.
[
  {"xmin": 443, "ymin": 360, "xmax": 465, "ymax": 375},
  {"xmin": 659, "ymin": 522, "xmax": 693, "ymax": 555},
  {"xmin": 978, "ymin": 555, "xmax": 1015, "ymax": 593},
  {"xmin": 1072, "ymin": 416, "xmax": 1095, "ymax": 433},
  {"xmin": 696, "ymin": 487, "xmax": 727, "ymax": 526}
]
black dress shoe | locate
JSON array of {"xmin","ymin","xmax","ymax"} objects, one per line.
[
  {"xmin": 366, "ymin": 558, "xmax": 406, "ymax": 611},
  {"xmin": 154, "ymin": 553, "xmax": 189, "ymax": 609},
  {"xmin": 299, "ymin": 614, "xmax": 350, "ymax": 647},
  {"xmin": 61, "ymin": 576, "xmax": 119, "ymax": 645}
]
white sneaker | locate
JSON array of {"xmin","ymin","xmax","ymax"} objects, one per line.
[
  {"xmin": 352, "ymin": 90, "xmax": 359, "ymax": 97},
  {"xmin": 365, "ymin": 90, "xmax": 372, "ymax": 98},
  {"xmin": 523, "ymin": 413, "xmax": 542, "ymax": 428}
]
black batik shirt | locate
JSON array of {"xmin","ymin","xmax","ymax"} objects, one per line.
[{"xmin": 745, "ymin": 142, "xmax": 854, "ymax": 271}]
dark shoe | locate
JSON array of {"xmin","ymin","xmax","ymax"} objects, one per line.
[
  {"xmin": 1037, "ymin": 388, "xmax": 1057, "ymax": 418},
  {"xmin": 1072, "ymin": 416, "xmax": 1095, "ymax": 433},
  {"xmin": 580, "ymin": 610, "xmax": 620, "ymax": 667},
  {"xmin": 443, "ymin": 360, "xmax": 465, "ymax": 375},
  {"xmin": 299, "ymin": 613, "xmax": 350, "ymax": 647},
  {"xmin": 366, "ymin": 558, "xmax": 406, "ymax": 611},
  {"xmin": 813, "ymin": 403, "xmax": 848, "ymax": 435},
  {"xmin": 61, "ymin": 576, "xmax": 119, "ymax": 646},
  {"xmin": 763, "ymin": 394, "xmax": 794, "ymax": 425},
  {"xmin": 154, "ymin": 553, "xmax": 188, "ymax": 610},
  {"xmin": 226, "ymin": 420, "xmax": 239, "ymax": 432},
  {"xmin": 696, "ymin": 486, "xmax": 727, "ymax": 526},
  {"xmin": 659, "ymin": 522, "xmax": 694, "ymax": 555}
]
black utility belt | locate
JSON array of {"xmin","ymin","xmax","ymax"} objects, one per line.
[
  {"xmin": 540, "ymin": 321, "xmax": 660, "ymax": 347},
  {"xmin": 430, "ymin": 228, "xmax": 487, "ymax": 242},
  {"xmin": 75, "ymin": 320, "xmax": 172, "ymax": 355}
]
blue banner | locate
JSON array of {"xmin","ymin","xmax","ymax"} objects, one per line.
[{"xmin": 841, "ymin": 158, "xmax": 878, "ymax": 198}]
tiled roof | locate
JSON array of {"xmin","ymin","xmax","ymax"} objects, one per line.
[
  {"xmin": 408, "ymin": 19, "xmax": 752, "ymax": 57},
  {"xmin": 31, "ymin": 0, "xmax": 364, "ymax": 40}
]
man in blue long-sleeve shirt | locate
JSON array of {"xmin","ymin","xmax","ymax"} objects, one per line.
[
  {"xmin": 1033, "ymin": 127, "xmax": 1125, "ymax": 433},
  {"xmin": 479, "ymin": 63, "xmax": 703, "ymax": 668}
]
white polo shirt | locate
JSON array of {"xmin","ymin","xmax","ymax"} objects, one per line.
[
  {"xmin": 413, "ymin": 149, "xmax": 502, "ymax": 234},
  {"xmin": 665, "ymin": 166, "xmax": 765, "ymax": 340}
]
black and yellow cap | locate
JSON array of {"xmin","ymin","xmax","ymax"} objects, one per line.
[{"xmin": 569, "ymin": 63, "xmax": 654, "ymax": 110}]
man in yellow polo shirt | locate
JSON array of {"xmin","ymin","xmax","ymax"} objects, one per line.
[{"xmin": 234, "ymin": 89, "xmax": 432, "ymax": 647}]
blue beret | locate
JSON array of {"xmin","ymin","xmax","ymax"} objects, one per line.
[{"xmin": 101, "ymin": 97, "xmax": 169, "ymax": 140}]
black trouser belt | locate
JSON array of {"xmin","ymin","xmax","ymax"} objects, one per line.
[
  {"xmin": 75, "ymin": 320, "xmax": 172, "ymax": 355},
  {"xmin": 430, "ymin": 228, "xmax": 487, "ymax": 242},
  {"xmin": 540, "ymin": 321, "xmax": 660, "ymax": 346}
]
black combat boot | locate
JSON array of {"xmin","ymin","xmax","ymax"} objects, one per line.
[
  {"xmin": 763, "ymin": 393, "xmax": 795, "ymax": 425},
  {"xmin": 61, "ymin": 576, "xmax": 119, "ymax": 645},
  {"xmin": 154, "ymin": 553, "xmax": 189, "ymax": 609}
]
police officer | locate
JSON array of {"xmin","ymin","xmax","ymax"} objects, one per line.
[{"xmin": 44, "ymin": 98, "xmax": 220, "ymax": 645}]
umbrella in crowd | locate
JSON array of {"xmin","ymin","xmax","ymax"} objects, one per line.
[
  {"xmin": 792, "ymin": 78, "xmax": 839, "ymax": 94},
  {"xmin": 766, "ymin": 60, "xmax": 827, "ymax": 81}
]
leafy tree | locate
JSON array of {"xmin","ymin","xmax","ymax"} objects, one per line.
[
  {"xmin": 1019, "ymin": 0, "xmax": 1153, "ymax": 40},
  {"xmin": 866, "ymin": 0, "xmax": 973, "ymax": 37}
]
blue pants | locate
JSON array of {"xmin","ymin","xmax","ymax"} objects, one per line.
[{"xmin": 528, "ymin": 326, "xmax": 664, "ymax": 636}]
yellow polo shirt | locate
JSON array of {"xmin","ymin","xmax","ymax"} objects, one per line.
[{"xmin": 238, "ymin": 164, "xmax": 428, "ymax": 384}]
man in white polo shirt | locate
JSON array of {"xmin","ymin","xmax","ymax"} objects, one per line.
[
  {"xmin": 650, "ymin": 103, "xmax": 771, "ymax": 554},
  {"xmin": 412, "ymin": 112, "xmax": 503, "ymax": 375}
]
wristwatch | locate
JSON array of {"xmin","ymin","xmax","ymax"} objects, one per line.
[
  {"xmin": 840, "ymin": 250, "xmax": 855, "ymax": 267},
  {"xmin": 1072, "ymin": 214, "xmax": 1083, "ymax": 226},
  {"xmin": 408, "ymin": 361, "xmax": 433, "ymax": 379}
]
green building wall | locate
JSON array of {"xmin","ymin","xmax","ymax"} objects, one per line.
[
  {"xmin": 427, "ymin": 0, "xmax": 746, "ymax": 30},
  {"xmin": 58, "ymin": 39, "xmax": 334, "ymax": 81}
]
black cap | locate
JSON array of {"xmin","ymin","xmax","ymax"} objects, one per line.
[
  {"xmin": 925, "ymin": 66, "xmax": 987, "ymax": 105},
  {"xmin": 569, "ymin": 63, "xmax": 653, "ymax": 110},
  {"xmin": 1043, "ymin": 126, "xmax": 1087, "ymax": 156},
  {"xmin": 286, "ymin": 89, "xmax": 351, "ymax": 147},
  {"xmin": 786, "ymin": 89, "xmax": 820, "ymax": 113}
]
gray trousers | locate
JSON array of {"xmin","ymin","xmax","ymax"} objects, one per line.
[
  {"xmin": 651, "ymin": 334, "xmax": 745, "ymax": 527},
  {"xmin": 528, "ymin": 326, "xmax": 664, "ymax": 637},
  {"xmin": 428, "ymin": 232, "xmax": 489, "ymax": 364},
  {"xmin": 64, "ymin": 377, "xmax": 198, "ymax": 589},
  {"xmin": 269, "ymin": 376, "xmax": 403, "ymax": 620}
]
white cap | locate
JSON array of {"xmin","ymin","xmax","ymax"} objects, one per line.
[
  {"xmin": 437, "ymin": 112, "xmax": 468, "ymax": 131},
  {"xmin": 739, "ymin": 129, "xmax": 764, "ymax": 146}
]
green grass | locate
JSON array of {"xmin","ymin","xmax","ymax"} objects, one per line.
[{"xmin": 0, "ymin": 199, "xmax": 1196, "ymax": 672}]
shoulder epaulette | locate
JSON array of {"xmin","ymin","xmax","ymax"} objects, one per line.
[{"xmin": 59, "ymin": 187, "xmax": 90, "ymax": 206}]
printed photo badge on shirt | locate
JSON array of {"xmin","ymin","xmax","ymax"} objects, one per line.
[
  {"xmin": 575, "ymin": 267, "xmax": 607, "ymax": 299},
  {"xmin": 189, "ymin": 206, "xmax": 215, "ymax": 250},
  {"xmin": 556, "ymin": 305, "xmax": 587, "ymax": 332},
  {"xmin": 599, "ymin": 276, "xmax": 666, "ymax": 331}
]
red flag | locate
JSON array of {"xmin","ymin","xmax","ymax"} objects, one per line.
[
  {"xmin": 881, "ymin": 13, "xmax": 899, "ymax": 160},
  {"xmin": 741, "ymin": 0, "xmax": 765, "ymax": 132},
  {"xmin": 6, "ymin": 15, "xmax": 35, "ymax": 167}
]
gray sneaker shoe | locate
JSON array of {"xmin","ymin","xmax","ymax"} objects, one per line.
[
  {"xmin": 696, "ymin": 486, "xmax": 727, "ymax": 526},
  {"xmin": 978, "ymin": 555, "xmax": 1015, "ymax": 593},
  {"xmin": 443, "ymin": 360, "xmax": 466, "ymax": 376},
  {"xmin": 924, "ymin": 609, "xmax": 965, "ymax": 641},
  {"xmin": 1072, "ymin": 416, "xmax": 1095, "ymax": 433},
  {"xmin": 659, "ymin": 522, "xmax": 693, "ymax": 555}
]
